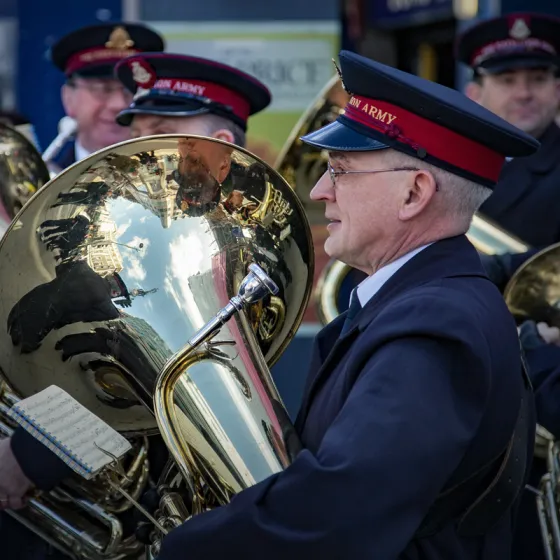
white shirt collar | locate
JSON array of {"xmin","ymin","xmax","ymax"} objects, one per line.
[
  {"xmin": 355, "ymin": 243, "xmax": 433, "ymax": 307},
  {"xmin": 74, "ymin": 140, "xmax": 91, "ymax": 162}
]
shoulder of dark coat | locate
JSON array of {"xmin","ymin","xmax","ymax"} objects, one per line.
[{"xmin": 361, "ymin": 280, "xmax": 517, "ymax": 349}]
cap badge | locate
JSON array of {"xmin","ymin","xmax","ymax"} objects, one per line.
[
  {"xmin": 332, "ymin": 58, "xmax": 353, "ymax": 96},
  {"xmin": 106, "ymin": 26, "xmax": 135, "ymax": 50},
  {"xmin": 509, "ymin": 18, "xmax": 531, "ymax": 40},
  {"xmin": 129, "ymin": 59, "xmax": 157, "ymax": 89}
]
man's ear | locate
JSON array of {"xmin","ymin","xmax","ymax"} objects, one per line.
[
  {"xmin": 398, "ymin": 169, "xmax": 437, "ymax": 222},
  {"xmin": 61, "ymin": 83, "xmax": 80, "ymax": 119},
  {"xmin": 212, "ymin": 128, "xmax": 235, "ymax": 144},
  {"xmin": 464, "ymin": 81, "xmax": 482, "ymax": 103}
]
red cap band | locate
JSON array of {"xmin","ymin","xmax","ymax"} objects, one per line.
[
  {"xmin": 471, "ymin": 38, "xmax": 556, "ymax": 67},
  {"xmin": 146, "ymin": 78, "xmax": 251, "ymax": 122},
  {"xmin": 66, "ymin": 46, "xmax": 139, "ymax": 75},
  {"xmin": 343, "ymin": 95, "xmax": 505, "ymax": 182}
]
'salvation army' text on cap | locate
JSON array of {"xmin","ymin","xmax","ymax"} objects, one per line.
[
  {"xmin": 114, "ymin": 53, "xmax": 272, "ymax": 131},
  {"xmin": 455, "ymin": 12, "xmax": 560, "ymax": 74},
  {"xmin": 301, "ymin": 50, "xmax": 540, "ymax": 188},
  {"xmin": 49, "ymin": 23, "xmax": 165, "ymax": 78}
]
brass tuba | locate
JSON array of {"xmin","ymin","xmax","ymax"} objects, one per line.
[
  {"xmin": 0, "ymin": 134, "xmax": 313, "ymax": 559},
  {"xmin": 274, "ymin": 76, "xmax": 531, "ymax": 324}
]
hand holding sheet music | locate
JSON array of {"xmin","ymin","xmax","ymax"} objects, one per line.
[{"xmin": 7, "ymin": 385, "xmax": 132, "ymax": 480}]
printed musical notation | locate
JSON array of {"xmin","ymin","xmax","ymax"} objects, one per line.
[{"xmin": 7, "ymin": 385, "xmax": 131, "ymax": 479}]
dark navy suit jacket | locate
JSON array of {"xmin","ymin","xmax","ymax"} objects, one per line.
[{"xmin": 157, "ymin": 235, "xmax": 532, "ymax": 560}]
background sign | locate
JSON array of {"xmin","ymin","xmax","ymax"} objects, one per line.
[
  {"xmin": 369, "ymin": 0, "xmax": 453, "ymax": 28},
  {"xmin": 149, "ymin": 21, "xmax": 340, "ymax": 165}
]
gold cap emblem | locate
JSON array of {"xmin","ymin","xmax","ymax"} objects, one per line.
[
  {"xmin": 105, "ymin": 26, "xmax": 135, "ymax": 50},
  {"xmin": 509, "ymin": 18, "xmax": 531, "ymax": 40},
  {"xmin": 332, "ymin": 58, "xmax": 352, "ymax": 95}
]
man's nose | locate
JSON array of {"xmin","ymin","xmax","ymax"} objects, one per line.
[{"xmin": 310, "ymin": 171, "xmax": 335, "ymax": 202}]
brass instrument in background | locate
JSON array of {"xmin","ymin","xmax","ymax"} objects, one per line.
[
  {"xmin": 0, "ymin": 123, "xmax": 50, "ymax": 224},
  {"xmin": 500, "ymin": 243, "xmax": 560, "ymax": 560},
  {"xmin": 274, "ymin": 74, "xmax": 349, "ymax": 226},
  {"xmin": 0, "ymin": 134, "xmax": 313, "ymax": 558},
  {"xmin": 273, "ymin": 75, "xmax": 531, "ymax": 324}
]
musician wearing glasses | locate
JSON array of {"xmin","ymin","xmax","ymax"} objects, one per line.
[
  {"xmin": 144, "ymin": 51, "xmax": 538, "ymax": 559},
  {"xmin": 46, "ymin": 22, "xmax": 165, "ymax": 171},
  {"xmin": 456, "ymin": 13, "xmax": 560, "ymax": 248}
]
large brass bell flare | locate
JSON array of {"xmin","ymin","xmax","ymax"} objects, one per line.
[{"xmin": 0, "ymin": 133, "xmax": 314, "ymax": 559}]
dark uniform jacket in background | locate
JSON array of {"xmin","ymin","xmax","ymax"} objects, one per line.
[{"xmin": 479, "ymin": 123, "xmax": 560, "ymax": 248}]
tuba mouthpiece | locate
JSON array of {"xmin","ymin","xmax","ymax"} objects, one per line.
[
  {"xmin": 235, "ymin": 263, "xmax": 279, "ymax": 308},
  {"xmin": 189, "ymin": 264, "xmax": 279, "ymax": 348}
]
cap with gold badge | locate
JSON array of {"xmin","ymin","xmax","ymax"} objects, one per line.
[
  {"xmin": 301, "ymin": 50, "xmax": 540, "ymax": 189},
  {"xmin": 49, "ymin": 22, "xmax": 165, "ymax": 78},
  {"xmin": 455, "ymin": 12, "xmax": 560, "ymax": 74},
  {"xmin": 114, "ymin": 53, "xmax": 271, "ymax": 131}
]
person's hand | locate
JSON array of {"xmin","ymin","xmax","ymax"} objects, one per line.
[
  {"xmin": 536, "ymin": 322, "xmax": 560, "ymax": 345},
  {"xmin": 0, "ymin": 437, "xmax": 33, "ymax": 510}
]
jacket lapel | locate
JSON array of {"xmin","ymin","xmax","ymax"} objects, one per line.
[
  {"xmin": 296, "ymin": 235, "xmax": 489, "ymax": 428},
  {"xmin": 479, "ymin": 123, "xmax": 560, "ymax": 219},
  {"xmin": 294, "ymin": 315, "xmax": 361, "ymax": 431}
]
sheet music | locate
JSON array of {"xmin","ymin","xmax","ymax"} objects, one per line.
[{"xmin": 7, "ymin": 385, "xmax": 132, "ymax": 477}]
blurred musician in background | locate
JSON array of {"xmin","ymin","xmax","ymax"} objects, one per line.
[
  {"xmin": 113, "ymin": 52, "xmax": 271, "ymax": 148},
  {"xmin": 474, "ymin": 246, "xmax": 560, "ymax": 560},
  {"xmin": 455, "ymin": 15, "xmax": 560, "ymax": 560},
  {"xmin": 46, "ymin": 22, "xmax": 165, "ymax": 171},
  {"xmin": 456, "ymin": 13, "xmax": 560, "ymax": 248}
]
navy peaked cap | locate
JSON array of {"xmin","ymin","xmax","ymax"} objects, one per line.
[{"xmin": 301, "ymin": 50, "xmax": 540, "ymax": 188}]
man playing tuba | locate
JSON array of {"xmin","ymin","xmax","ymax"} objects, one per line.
[{"xmin": 151, "ymin": 50, "xmax": 538, "ymax": 560}]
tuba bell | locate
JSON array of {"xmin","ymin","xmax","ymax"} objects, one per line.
[
  {"xmin": 274, "ymin": 76, "xmax": 531, "ymax": 325},
  {"xmin": 0, "ymin": 134, "xmax": 313, "ymax": 559}
]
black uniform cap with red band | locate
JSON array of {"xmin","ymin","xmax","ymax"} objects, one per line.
[
  {"xmin": 49, "ymin": 23, "xmax": 165, "ymax": 78},
  {"xmin": 455, "ymin": 12, "xmax": 560, "ymax": 75},
  {"xmin": 301, "ymin": 50, "xmax": 539, "ymax": 188},
  {"xmin": 114, "ymin": 53, "xmax": 272, "ymax": 131}
]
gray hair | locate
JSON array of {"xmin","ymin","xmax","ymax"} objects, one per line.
[
  {"xmin": 203, "ymin": 114, "xmax": 246, "ymax": 148},
  {"xmin": 386, "ymin": 150, "xmax": 492, "ymax": 228}
]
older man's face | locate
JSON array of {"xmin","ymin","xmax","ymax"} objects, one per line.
[{"xmin": 309, "ymin": 150, "xmax": 414, "ymax": 273}]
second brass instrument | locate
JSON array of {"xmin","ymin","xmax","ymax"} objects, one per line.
[
  {"xmin": 0, "ymin": 123, "xmax": 50, "ymax": 223},
  {"xmin": 0, "ymin": 134, "xmax": 313, "ymax": 558}
]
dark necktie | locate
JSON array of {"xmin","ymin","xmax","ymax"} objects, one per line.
[{"xmin": 340, "ymin": 289, "xmax": 362, "ymax": 336}]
